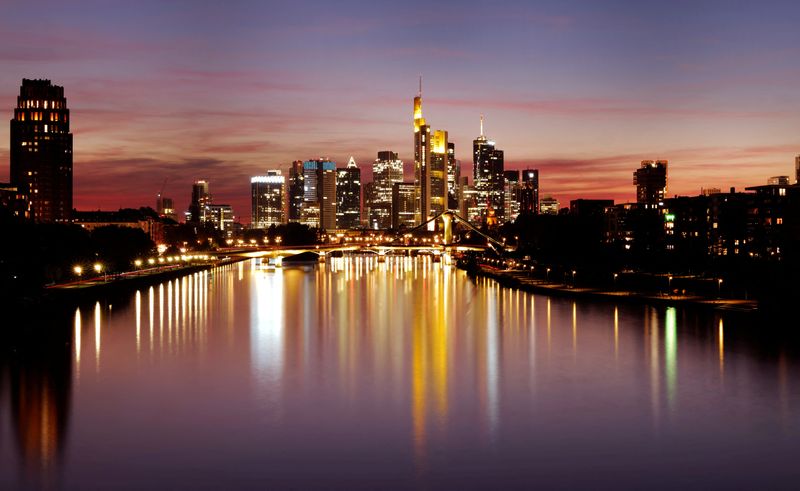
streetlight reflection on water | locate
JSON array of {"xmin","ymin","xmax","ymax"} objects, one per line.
[{"xmin": 13, "ymin": 255, "xmax": 792, "ymax": 489}]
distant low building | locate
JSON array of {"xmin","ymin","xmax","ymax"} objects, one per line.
[
  {"xmin": 73, "ymin": 210, "xmax": 164, "ymax": 243},
  {"xmin": 0, "ymin": 183, "xmax": 30, "ymax": 220},
  {"xmin": 569, "ymin": 199, "xmax": 614, "ymax": 218},
  {"xmin": 539, "ymin": 196, "xmax": 559, "ymax": 215},
  {"xmin": 392, "ymin": 182, "xmax": 416, "ymax": 229}
]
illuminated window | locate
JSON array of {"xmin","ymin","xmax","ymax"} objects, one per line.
[
  {"xmin": 777, "ymin": 217, "xmax": 784, "ymax": 225},
  {"xmin": 779, "ymin": 188, "xmax": 786, "ymax": 196}
]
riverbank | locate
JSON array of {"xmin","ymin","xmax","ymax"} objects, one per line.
[
  {"xmin": 462, "ymin": 262, "xmax": 758, "ymax": 314},
  {"xmin": 13, "ymin": 256, "xmax": 246, "ymax": 309}
]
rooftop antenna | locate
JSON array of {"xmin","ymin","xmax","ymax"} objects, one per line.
[
  {"xmin": 418, "ymin": 75, "xmax": 422, "ymax": 97},
  {"xmin": 480, "ymin": 114, "xmax": 484, "ymax": 137}
]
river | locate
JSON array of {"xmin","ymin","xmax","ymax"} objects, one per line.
[{"xmin": 1, "ymin": 256, "xmax": 798, "ymax": 489}]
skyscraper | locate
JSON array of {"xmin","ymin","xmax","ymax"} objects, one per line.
[
  {"xmin": 251, "ymin": 171, "xmax": 285, "ymax": 228},
  {"xmin": 503, "ymin": 170, "xmax": 521, "ymax": 221},
  {"xmin": 795, "ymin": 154, "xmax": 799, "ymax": 184},
  {"xmin": 370, "ymin": 150, "xmax": 404, "ymax": 229},
  {"xmin": 10, "ymin": 79, "xmax": 73, "ymax": 223},
  {"xmin": 520, "ymin": 169, "xmax": 539, "ymax": 214},
  {"xmin": 429, "ymin": 130, "xmax": 450, "ymax": 217},
  {"xmin": 392, "ymin": 182, "xmax": 416, "ymax": 229},
  {"xmin": 634, "ymin": 160, "xmax": 668, "ymax": 208},
  {"xmin": 189, "ymin": 180, "xmax": 211, "ymax": 223},
  {"xmin": 473, "ymin": 116, "xmax": 504, "ymax": 222},
  {"xmin": 413, "ymin": 81, "xmax": 431, "ymax": 225},
  {"xmin": 302, "ymin": 159, "xmax": 337, "ymax": 229},
  {"xmin": 446, "ymin": 142, "xmax": 459, "ymax": 211},
  {"xmin": 540, "ymin": 196, "xmax": 559, "ymax": 215},
  {"xmin": 336, "ymin": 157, "xmax": 361, "ymax": 229},
  {"xmin": 288, "ymin": 160, "xmax": 305, "ymax": 223}
]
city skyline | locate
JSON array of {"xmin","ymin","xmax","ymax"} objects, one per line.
[{"xmin": 1, "ymin": 0, "xmax": 799, "ymax": 220}]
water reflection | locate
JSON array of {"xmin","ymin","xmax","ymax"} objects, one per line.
[{"xmin": 2, "ymin": 259, "xmax": 799, "ymax": 489}]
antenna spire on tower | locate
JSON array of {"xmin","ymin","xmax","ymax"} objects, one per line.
[
  {"xmin": 419, "ymin": 75, "xmax": 422, "ymax": 97},
  {"xmin": 480, "ymin": 114, "xmax": 484, "ymax": 137}
]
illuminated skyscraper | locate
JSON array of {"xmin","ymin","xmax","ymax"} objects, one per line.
[
  {"xmin": 473, "ymin": 116, "xmax": 504, "ymax": 221},
  {"xmin": 288, "ymin": 160, "xmax": 305, "ymax": 223},
  {"xmin": 540, "ymin": 196, "xmax": 559, "ymax": 215},
  {"xmin": 503, "ymin": 170, "xmax": 521, "ymax": 221},
  {"xmin": 370, "ymin": 150, "xmax": 404, "ymax": 229},
  {"xmin": 413, "ymin": 80, "xmax": 431, "ymax": 225},
  {"xmin": 189, "ymin": 180, "xmax": 211, "ymax": 223},
  {"xmin": 302, "ymin": 159, "xmax": 337, "ymax": 229},
  {"xmin": 446, "ymin": 142, "xmax": 459, "ymax": 211},
  {"xmin": 634, "ymin": 160, "xmax": 668, "ymax": 208},
  {"xmin": 393, "ymin": 182, "xmax": 416, "ymax": 229},
  {"xmin": 251, "ymin": 171, "xmax": 286, "ymax": 228},
  {"xmin": 429, "ymin": 130, "xmax": 449, "ymax": 216},
  {"xmin": 10, "ymin": 79, "xmax": 73, "ymax": 223},
  {"xmin": 336, "ymin": 157, "xmax": 361, "ymax": 229}
]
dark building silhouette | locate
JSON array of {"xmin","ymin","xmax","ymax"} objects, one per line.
[
  {"xmin": 520, "ymin": 169, "xmax": 540, "ymax": 214},
  {"xmin": 634, "ymin": 160, "xmax": 668, "ymax": 208},
  {"xmin": 10, "ymin": 79, "xmax": 73, "ymax": 223},
  {"xmin": 570, "ymin": 199, "xmax": 614, "ymax": 218},
  {"xmin": 288, "ymin": 160, "xmax": 305, "ymax": 223},
  {"xmin": 189, "ymin": 180, "xmax": 210, "ymax": 224},
  {"xmin": 336, "ymin": 157, "xmax": 361, "ymax": 229}
]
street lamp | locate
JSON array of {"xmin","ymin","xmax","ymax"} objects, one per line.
[
  {"xmin": 668, "ymin": 275, "xmax": 673, "ymax": 295},
  {"xmin": 546, "ymin": 267, "xmax": 551, "ymax": 281},
  {"xmin": 718, "ymin": 278, "xmax": 723, "ymax": 297},
  {"xmin": 572, "ymin": 270, "xmax": 576, "ymax": 287},
  {"xmin": 134, "ymin": 259, "xmax": 143, "ymax": 268},
  {"xmin": 94, "ymin": 263, "xmax": 105, "ymax": 282},
  {"xmin": 73, "ymin": 265, "xmax": 83, "ymax": 283},
  {"xmin": 613, "ymin": 273, "xmax": 618, "ymax": 289}
]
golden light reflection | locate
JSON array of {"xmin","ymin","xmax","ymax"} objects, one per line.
[
  {"xmin": 718, "ymin": 318, "xmax": 724, "ymax": 381},
  {"xmin": 135, "ymin": 290, "xmax": 141, "ymax": 355},
  {"xmin": 74, "ymin": 308, "xmax": 81, "ymax": 377},
  {"xmin": 613, "ymin": 307, "xmax": 619, "ymax": 359},
  {"xmin": 572, "ymin": 301, "xmax": 577, "ymax": 354},
  {"xmin": 94, "ymin": 301, "xmax": 101, "ymax": 371}
]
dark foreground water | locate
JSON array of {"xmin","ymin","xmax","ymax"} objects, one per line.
[{"xmin": 1, "ymin": 257, "xmax": 799, "ymax": 490}]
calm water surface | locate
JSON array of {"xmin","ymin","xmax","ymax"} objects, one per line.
[{"xmin": 2, "ymin": 257, "xmax": 800, "ymax": 489}]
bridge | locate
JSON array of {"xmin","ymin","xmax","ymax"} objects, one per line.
[{"xmin": 213, "ymin": 211, "xmax": 504, "ymax": 264}]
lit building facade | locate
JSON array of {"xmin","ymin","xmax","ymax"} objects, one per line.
[
  {"xmin": 156, "ymin": 196, "xmax": 176, "ymax": 221},
  {"xmin": 189, "ymin": 180, "xmax": 211, "ymax": 223},
  {"xmin": 503, "ymin": 170, "xmax": 521, "ymax": 221},
  {"xmin": 302, "ymin": 159, "xmax": 337, "ymax": 229},
  {"xmin": 413, "ymin": 86, "xmax": 431, "ymax": 225},
  {"xmin": 473, "ymin": 116, "xmax": 505, "ymax": 222},
  {"xmin": 795, "ymin": 154, "xmax": 800, "ymax": 184},
  {"xmin": 10, "ymin": 79, "xmax": 73, "ymax": 223},
  {"xmin": 370, "ymin": 150, "xmax": 404, "ymax": 229},
  {"xmin": 207, "ymin": 204, "xmax": 234, "ymax": 236},
  {"xmin": 336, "ymin": 157, "xmax": 361, "ymax": 230},
  {"xmin": 251, "ymin": 171, "xmax": 285, "ymax": 228},
  {"xmin": 429, "ymin": 130, "xmax": 449, "ymax": 216},
  {"xmin": 392, "ymin": 182, "xmax": 416, "ymax": 229},
  {"xmin": 540, "ymin": 196, "xmax": 560, "ymax": 215},
  {"xmin": 634, "ymin": 160, "xmax": 668, "ymax": 208},
  {"xmin": 446, "ymin": 142, "xmax": 459, "ymax": 211}
]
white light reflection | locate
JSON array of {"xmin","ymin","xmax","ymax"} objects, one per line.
[{"xmin": 251, "ymin": 268, "xmax": 285, "ymax": 411}]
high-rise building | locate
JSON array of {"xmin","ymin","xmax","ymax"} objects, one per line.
[
  {"xmin": 9, "ymin": 79, "xmax": 73, "ymax": 223},
  {"xmin": 413, "ymin": 82, "xmax": 432, "ymax": 225},
  {"xmin": 473, "ymin": 116, "xmax": 505, "ymax": 222},
  {"xmin": 251, "ymin": 171, "xmax": 285, "ymax": 228},
  {"xmin": 189, "ymin": 180, "xmax": 211, "ymax": 223},
  {"xmin": 446, "ymin": 142, "xmax": 459, "ymax": 211},
  {"xmin": 795, "ymin": 155, "xmax": 800, "ymax": 184},
  {"xmin": 540, "ymin": 196, "xmax": 559, "ymax": 215},
  {"xmin": 302, "ymin": 159, "xmax": 336, "ymax": 229},
  {"xmin": 520, "ymin": 169, "xmax": 539, "ymax": 214},
  {"xmin": 392, "ymin": 182, "xmax": 416, "ymax": 229},
  {"xmin": 503, "ymin": 170, "xmax": 521, "ymax": 222},
  {"xmin": 370, "ymin": 150, "xmax": 404, "ymax": 229},
  {"xmin": 429, "ymin": 130, "xmax": 449, "ymax": 216},
  {"xmin": 336, "ymin": 157, "xmax": 361, "ymax": 230},
  {"xmin": 287, "ymin": 160, "xmax": 305, "ymax": 223},
  {"xmin": 634, "ymin": 160, "xmax": 668, "ymax": 208}
]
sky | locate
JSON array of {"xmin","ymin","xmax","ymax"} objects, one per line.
[{"xmin": 1, "ymin": 0, "xmax": 799, "ymax": 222}]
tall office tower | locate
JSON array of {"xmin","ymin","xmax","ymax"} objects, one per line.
[
  {"xmin": 10, "ymin": 79, "xmax": 73, "ymax": 223},
  {"xmin": 370, "ymin": 150, "xmax": 404, "ymax": 229},
  {"xmin": 392, "ymin": 182, "xmax": 417, "ymax": 229},
  {"xmin": 189, "ymin": 180, "xmax": 211, "ymax": 223},
  {"xmin": 251, "ymin": 171, "xmax": 286, "ymax": 228},
  {"xmin": 795, "ymin": 155, "xmax": 799, "ymax": 184},
  {"xmin": 520, "ymin": 169, "xmax": 539, "ymax": 214},
  {"xmin": 473, "ymin": 116, "xmax": 505, "ymax": 221},
  {"xmin": 413, "ymin": 81, "xmax": 432, "ymax": 225},
  {"xmin": 460, "ymin": 179, "xmax": 481, "ymax": 225},
  {"xmin": 634, "ymin": 160, "xmax": 668, "ymax": 208},
  {"xmin": 336, "ymin": 157, "xmax": 361, "ymax": 230},
  {"xmin": 429, "ymin": 130, "xmax": 449, "ymax": 216},
  {"xmin": 446, "ymin": 142, "xmax": 459, "ymax": 211},
  {"xmin": 503, "ymin": 170, "xmax": 521, "ymax": 222},
  {"xmin": 540, "ymin": 196, "xmax": 560, "ymax": 215},
  {"xmin": 287, "ymin": 160, "xmax": 305, "ymax": 222},
  {"xmin": 302, "ymin": 159, "xmax": 337, "ymax": 229}
]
